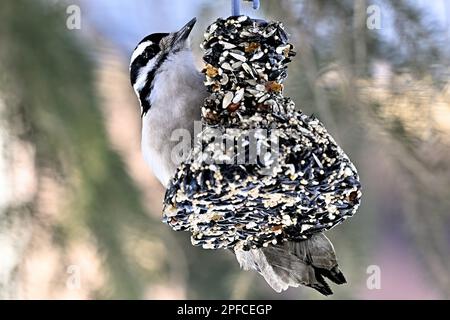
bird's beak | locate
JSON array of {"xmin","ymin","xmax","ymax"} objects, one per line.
[{"xmin": 173, "ymin": 17, "xmax": 197, "ymax": 45}]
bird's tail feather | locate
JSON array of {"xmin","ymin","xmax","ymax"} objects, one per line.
[{"xmin": 234, "ymin": 234, "xmax": 346, "ymax": 295}]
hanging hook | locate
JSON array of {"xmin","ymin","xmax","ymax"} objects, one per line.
[
  {"xmin": 231, "ymin": 0, "xmax": 260, "ymax": 16},
  {"xmin": 231, "ymin": 0, "xmax": 240, "ymax": 16}
]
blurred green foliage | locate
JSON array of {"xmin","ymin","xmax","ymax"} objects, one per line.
[{"xmin": 0, "ymin": 0, "xmax": 160, "ymax": 298}]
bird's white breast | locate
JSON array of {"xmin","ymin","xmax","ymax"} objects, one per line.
[{"xmin": 141, "ymin": 50, "xmax": 206, "ymax": 187}]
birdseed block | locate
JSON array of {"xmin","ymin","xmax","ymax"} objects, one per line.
[{"xmin": 162, "ymin": 16, "xmax": 362, "ymax": 251}]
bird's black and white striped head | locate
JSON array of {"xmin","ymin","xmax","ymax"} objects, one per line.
[{"xmin": 130, "ymin": 18, "xmax": 197, "ymax": 116}]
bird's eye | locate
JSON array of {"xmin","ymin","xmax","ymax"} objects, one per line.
[{"xmin": 143, "ymin": 46, "xmax": 158, "ymax": 60}]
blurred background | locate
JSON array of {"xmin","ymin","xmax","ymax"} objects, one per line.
[{"xmin": 0, "ymin": 0, "xmax": 449, "ymax": 299}]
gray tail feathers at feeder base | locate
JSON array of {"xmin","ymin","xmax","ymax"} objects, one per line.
[{"xmin": 234, "ymin": 234, "xmax": 346, "ymax": 295}]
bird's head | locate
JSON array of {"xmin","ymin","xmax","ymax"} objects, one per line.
[{"xmin": 129, "ymin": 18, "xmax": 197, "ymax": 116}]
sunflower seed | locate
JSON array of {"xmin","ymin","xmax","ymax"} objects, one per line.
[
  {"xmin": 237, "ymin": 15, "xmax": 248, "ymax": 22},
  {"xmin": 242, "ymin": 63, "xmax": 254, "ymax": 77},
  {"xmin": 221, "ymin": 62, "xmax": 233, "ymax": 71},
  {"xmin": 222, "ymin": 91, "xmax": 234, "ymax": 109},
  {"xmin": 220, "ymin": 73, "xmax": 229, "ymax": 85},
  {"xmin": 232, "ymin": 61, "xmax": 243, "ymax": 69},
  {"xmin": 233, "ymin": 88, "xmax": 245, "ymax": 103},
  {"xmin": 229, "ymin": 52, "xmax": 247, "ymax": 62},
  {"xmin": 219, "ymin": 41, "xmax": 236, "ymax": 49},
  {"xmin": 250, "ymin": 51, "xmax": 264, "ymax": 61}
]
